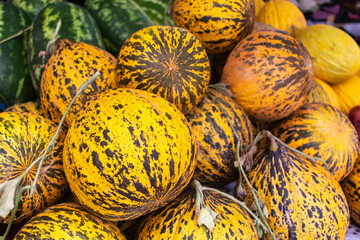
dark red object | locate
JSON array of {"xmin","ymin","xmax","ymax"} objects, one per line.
[{"xmin": 348, "ymin": 105, "xmax": 360, "ymax": 142}]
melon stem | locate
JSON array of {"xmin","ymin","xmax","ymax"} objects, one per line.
[
  {"xmin": 0, "ymin": 25, "xmax": 31, "ymax": 45},
  {"xmin": 206, "ymin": 91, "xmax": 277, "ymax": 239}
]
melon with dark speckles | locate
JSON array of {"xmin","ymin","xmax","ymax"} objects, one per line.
[
  {"xmin": 14, "ymin": 202, "xmax": 126, "ymax": 239},
  {"xmin": 241, "ymin": 136, "xmax": 350, "ymax": 239},
  {"xmin": 0, "ymin": 111, "xmax": 67, "ymax": 224},
  {"xmin": 63, "ymin": 88, "xmax": 197, "ymax": 221},
  {"xmin": 220, "ymin": 30, "xmax": 314, "ymax": 122},
  {"xmin": 137, "ymin": 187, "xmax": 258, "ymax": 239},
  {"xmin": 115, "ymin": 25, "xmax": 210, "ymax": 114},
  {"xmin": 5, "ymin": 100, "xmax": 43, "ymax": 116},
  {"xmin": 305, "ymin": 77, "xmax": 340, "ymax": 110},
  {"xmin": 40, "ymin": 38, "xmax": 118, "ymax": 128},
  {"xmin": 171, "ymin": 0, "xmax": 255, "ymax": 53},
  {"xmin": 185, "ymin": 88, "xmax": 255, "ymax": 187},
  {"xmin": 272, "ymin": 103, "xmax": 360, "ymax": 182},
  {"xmin": 341, "ymin": 157, "xmax": 360, "ymax": 226}
]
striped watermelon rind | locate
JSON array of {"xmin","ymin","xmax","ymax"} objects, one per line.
[
  {"xmin": 0, "ymin": 2, "xmax": 36, "ymax": 107},
  {"xmin": 28, "ymin": 1, "xmax": 105, "ymax": 94},
  {"xmin": 85, "ymin": 0, "xmax": 154, "ymax": 56},
  {"xmin": 8, "ymin": 0, "xmax": 64, "ymax": 18}
]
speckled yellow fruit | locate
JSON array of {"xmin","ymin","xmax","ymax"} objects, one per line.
[
  {"xmin": 293, "ymin": 24, "xmax": 360, "ymax": 84},
  {"xmin": 306, "ymin": 77, "xmax": 340, "ymax": 109},
  {"xmin": 63, "ymin": 88, "xmax": 196, "ymax": 221},
  {"xmin": 14, "ymin": 202, "xmax": 126, "ymax": 239},
  {"xmin": 0, "ymin": 111, "xmax": 67, "ymax": 223},
  {"xmin": 185, "ymin": 88, "xmax": 255, "ymax": 187},
  {"xmin": 332, "ymin": 73, "xmax": 360, "ymax": 115},
  {"xmin": 116, "ymin": 25, "xmax": 210, "ymax": 114},
  {"xmin": 254, "ymin": 0, "xmax": 265, "ymax": 16},
  {"xmin": 4, "ymin": 100, "xmax": 43, "ymax": 115},
  {"xmin": 256, "ymin": 0, "xmax": 307, "ymax": 34},
  {"xmin": 341, "ymin": 157, "xmax": 360, "ymax": 226},
  {"xmin": 243, "ymin": 135, "xmax": 349, "ymax": 239},
  {"xmin": 220, "ymin": 30, "xmax": 314, "ymax": 122},
  {"xmin": 40, "ymin": 38, "xmax": 118, "ymax": 128},
  {"xmin": 138, "ymin": 187, "xmax": 259, "ymax": 239},
  {"xmin": 272, "ymin": 102, "xmax": 360, "ymax": 182},
  {"xmin": 171, "ymin": 0, "xmax": 255, "ymax": 53}
]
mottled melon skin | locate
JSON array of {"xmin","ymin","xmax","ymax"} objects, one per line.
[
  {"xmin": 332, "ymin": 73, "xmax": 360, "ymax": 115},
  {"xmin": 14, "ymin": 202, "xmax": 126, "ymax": 239},
  {"xmin": 0, "ymin": 111, "xmax": 67, "ymax": 223},
  {"xmin": 63, "ymin": 88, "xmax": 197, "ymax": 221},
  {"xmin": 306, "ymin": 77, "xmax": 340, "ymax": 110},
  {"xmin": 293, "ymin": 24, "xmax": 360, "ymax": 84},
  {"xmin": 171, "ymin": 0, "xmax": 255, "ymax": 53},
  {"xmin": 256, "ymin": 0, "xmax": 307, "ymax": 34},
  {"xmin": 186, "ymin": 88, "xmax": 255, "ymax": 187},
  {"xmin": 244, "ymin": 138, "xmax": 350, "ymax": 239},
  {"xmin": 4, "ymin": 100, "xmax": 43, "ymax": 116},
  {"xmin": 137, "ymin": 187, "xmax": 258, "ymax": 239},
  {"xmin": 272, "ymin": 103, "xmax": 360, "ymax": 182},
  {"xmin": 220, "ymin": 30, "xmax": 314, "ymax": 122},
  {"xmin": 116, "ymin": 25, "xmax": 210, "ymax": 114},
  {"xmin": 40, "ymin": 38, "xmax": 118, "ymax": 128},
  {"xmin": 341, "ymin": 157, "xmax": 360, "ymax": 226}
]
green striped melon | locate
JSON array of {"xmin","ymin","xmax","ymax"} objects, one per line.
[
  {"xmin": 185, "ymin": 88, "xmax": 255, "ymax": 187},
  {"xmin": 28, "ymin": 1, "xmax": 105, "ymax": 95},
  {"xmin": 14, "ymin": 202, "xmax": 126, "ymax": 239},
  {"xmin": 116, "ymin": 25, "xmax": 210, "ymax": 114},
  {"xmin": 134, "ymin": 0, "xmax": 174, "ymax": 25},
  {"xmin": 0, "ymin": 2, "xmax": 36, "ymax": 107},
  {"xmin": 85, "ymin": 0, "xmax": 156, "ymax": 56},
  {"xmin": 272, "ymin": 102, "xmax": 360, "ymax": 182},
  {"xmin": 8, "ymin": 0, "xmax": 63, "ymax": 18},
  {"xmin": 0, "ymin": 111, "xmax": 68, "ymax": 223},
  {"xmin": 137, "ymin": 186, "xmax": 258, "ymax": 239},
  {"xmin": 243, "ymin": 134, "xmax": 350, "ymax": 239},
  {"xmin": 63, "ymin": 88, "xmax": 197, "ymax": 221}
]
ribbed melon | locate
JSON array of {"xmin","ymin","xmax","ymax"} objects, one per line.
[
  {"xmin": 116, "ymin": 25, "xmax": 210, "ymax": 114},
  {"xmin": 63, "ymin": 88, "xmax": 196, "ymax": 221},
  {"xmin": 4, "ymin": 100, "xmax": 43, "ymax": 116},
  {"xmin": 171, "ymin": 0, "xmax": 255, "ymax": 53},
  {"xmin": 272, "ymin": 102, "xmax": 360, "ymax": 182},
  {"xmin": 185, "ymin": 88, "xmax": 255, "ymax": 187},
  {"xmin": 341, "ymin": 157, "xmax": 360, "ymax": 226},
  {"xmin": 220, "ymin": 30, "xmax": 314, "ymax": 122},
  {"xmin": 243, "ymin": 134, "xmax": 350, "ymax": 239},
  {"xmin": 137, "ymin": 186, "xmax": 259, "ymax": 239},
  {"xmin": 293, "ymin": 24, "xmax": 360, "ymax": 84},
  {"xmin": 306, "ymin": 77, "xmax": 340, "ymax": 110},
  {"xmin": 14, "ymin": 202, "xmax": 126, "ymax": 239},
  {"xmin": 0, "ymin": 111, "xmax": 67, "ymax": 223},
  {"xmin": 256, "ymin": 0, "xmax": 307, "ymax": 34},
  {"xmin": 40, "ymin": 38, "xmax": 118, "ymax": 128},
  {"xmin": 332, "ymin": 73, "xmax": 360, "ymax": 115}
]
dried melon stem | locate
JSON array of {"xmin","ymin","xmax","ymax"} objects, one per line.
[
  {"xmin": 0, "ymin": 72, "xmax": 101, "ymax": 240},
  {"xmin": 0, "ymin": 25, "xmax": 31, "ymax": 45}
]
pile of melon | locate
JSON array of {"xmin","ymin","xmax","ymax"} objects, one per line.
[{"xmin": 1, "ymin": 0, "xmax": 360, "ymax": 239}]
